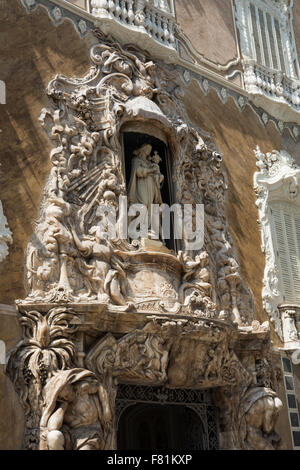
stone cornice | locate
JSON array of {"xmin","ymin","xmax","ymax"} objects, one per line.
[{"xmin": 19, "ymin": 0, "xmax": 300, "ymax": 135}]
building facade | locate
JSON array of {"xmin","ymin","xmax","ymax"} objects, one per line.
[{"xmin": 1, "ymin": 0, "xmax": 300, "ymax": 450}]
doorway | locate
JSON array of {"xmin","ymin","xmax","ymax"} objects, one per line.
[{"xmin": 117, "ymin": 403, "xmax": 205, "ymax": 450}]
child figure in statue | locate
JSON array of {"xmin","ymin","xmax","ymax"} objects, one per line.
[{"xmin": 150, "ymin": 150, "xmax": 164, "ymax": 192}]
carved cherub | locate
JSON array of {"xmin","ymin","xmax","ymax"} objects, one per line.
[
  {"xmin": 204, "ymin": 343, "xmax": 225, "ymax": 382},
  {"xmin": 70, "ymin": 225, "xmax": 130, "ymax": 307},
  {"xmin": 149, "ymin": 151, "xmax": 164, "ymax": 191},
  {"xmin": 178, "ymin": 251, "xmax": 212, "ymax": 303}
]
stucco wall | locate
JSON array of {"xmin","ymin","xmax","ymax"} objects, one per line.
[
  {"xmin": 0, "ymin": 0, "xmax": 299, "ymax": 451},
  {"xmin": 175, "ymin": 0, "xmax": 239, "ymax": 66},
  {"xmin": 0, "ymin": 1, "xmax": 91, "ymax": 305},
  {"xmin": 0, "ymin": 2, "xmax": 93, "ymax": 449}
]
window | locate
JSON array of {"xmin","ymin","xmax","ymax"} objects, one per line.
[
  {"xmin": 234, "ymin": 0, "xmax": 300, "ymax": 78},
  {"xmin": 250, "ymin": 3, "xmax": 286, "ymax": 72},
  {"xmin": 254, "ymin": 146, "xmax": 300, "ymax": 347},
  {"xmin": 270, "ymin": 201, "xmax": 300, "ymax": 304}
]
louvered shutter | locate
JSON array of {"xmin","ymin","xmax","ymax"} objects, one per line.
[
  {"xmin": 270, "ymin": 202, "xmax": 300, "ymax": 304},
  {"xmin": 247, "ymin": 2, "xmax": 291, "ymax": 75}
]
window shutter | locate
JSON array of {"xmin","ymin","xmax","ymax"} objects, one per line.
[
  {"xmin": 266, "ymin": 12, "xmax": 278, "ymax": 70},
  {"xmin": 274, "ymin": 18, "xmax": 286, "ymax": 74},
  {"xmin": 259, "ymin": 9, "xmax": 270, "ymax": 68},
  {"xmin": 271, "ymin": 203, "xmax": 300, "ymax": 304},
  {"xmin": 293, "ymin": 213, "xmax": 300, "ymax": 302},
  {"xmin": 250, "ymin": 4, "xmax": 262, "ymax": 64},
  {"xmin": 271, "ymin": 205, "xmax": 293, "ymax": 302},
  {"xmin": 245, "ymin": 1, "xmax": 299, "ymax": 77}
]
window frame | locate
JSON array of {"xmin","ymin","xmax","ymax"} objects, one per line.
[
  {"xmin": 233, "ymin": 0, "xmax": 300, "ymax": 79},
  {"xmin": 254, "ymin": 146, "xmax": 300, "ymax": 348}
]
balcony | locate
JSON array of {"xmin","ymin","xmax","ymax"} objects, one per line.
[
  {"xmin": 243, "ymin": 60, "xmax": 300, "ymax": 122},
  {"xmin": 63, "ymin": 0, "xmax": 178, "ymax": 62}
]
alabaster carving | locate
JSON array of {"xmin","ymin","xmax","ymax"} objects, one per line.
[
  {"xmin": 254, "ymin": 146, "xmax": 300, "ymax": 347},
  {"xmin": 239, "ymin": 387, "xmax": 283, "ymax": 450},
  {"xmin": 0, "ymin": 200, "xmax": 12, "ymax": 263},
  {"xmin": 40, "ymin": 369, "xmax": 113, "ymax": 450},
  {"xmin": 8, "ymin": 35, "xmax": 282, "ymax": 450},
  {"xmin": 128, "ymin": 144, "xmax": 163, "ymax": 208},
  {"xmin": 13, "ymin": 32, "xmax": 252, "ymax": 324},
  {"xmin": 86, "ymin": 323, "xmax": 169, "ymax": 386},
  {"xmin": 214, "ymin": 333, "xmax": 283, "ymax": 450}
]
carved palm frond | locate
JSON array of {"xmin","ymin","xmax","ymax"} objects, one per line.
[{"xmin": 8, "ymin": 308, "xmax": 79, "ymax": 394}]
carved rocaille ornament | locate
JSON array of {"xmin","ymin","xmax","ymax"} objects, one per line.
[
  {"xmin": 0, "ymin": 199, "xmax": 13, "ymax": 263},
  {"xmin": 254, "ymin": 146, "xmax": 300, "ymax": 348},
  {"xmin": 8, "ymin": 33, "xmax": 282, "ymax": 450}
]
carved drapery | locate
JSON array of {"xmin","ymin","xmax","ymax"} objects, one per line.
[{"xmin": 7, "ymin": 33, "xmax": 282, "ymax": 450}]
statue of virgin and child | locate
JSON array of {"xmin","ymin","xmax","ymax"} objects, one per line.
[{"xmin": 128, "ymin": 143, "xmax": 165, "ymax": 242}]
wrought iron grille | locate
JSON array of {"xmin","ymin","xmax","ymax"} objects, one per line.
[{"xmin": 116, "ymin": 384, "xmax": 219, "ymax": 450}]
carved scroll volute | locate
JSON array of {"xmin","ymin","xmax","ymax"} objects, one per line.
[
  {"xmin": 6, "ymin": 35, "xmax": 270, "ymax": 451},
  {"xmin": 18, "ymin": 33, "xmax": 254, "ymax": 328}
]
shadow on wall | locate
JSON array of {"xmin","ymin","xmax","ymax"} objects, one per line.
[
  {"xmin": 0, "ymin": 366, "xmax": 25, "ymax": 450},
  {"xmin": 0, "ymin": 0, "xmax": 91, "ymax": 304},
  {"xmin": 177, "ymin": 0, "xmax": 236, "ymax": 41}
]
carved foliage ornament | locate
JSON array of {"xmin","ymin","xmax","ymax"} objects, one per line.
[
  {"xmin": 7, "ymin": 34, "xmax": 280, "ymax": 450},
  {"xmin": 254, "ymin": 146, "xmax": 300, "ymax": 345},
  {"xmin": 0, "ymin": 200, "xmax": 12, "ymax": 263},
  {"xmin": 15, "ymin": 32, "xmax": 253, "ymax": 327}
]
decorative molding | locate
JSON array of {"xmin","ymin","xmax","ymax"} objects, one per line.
[
  {"xmin": 5, "ymin": 34, "xmax": 284, "ymax": 451},
  {"xmin": 21, "ymin": 0, "xmax": 94, "ymax": 37},
  {"xmin": 233, "ymin": 0, "xmax": 300, "ymax": 120},
  {"xmin": 0, "ymin": 200, "xmax": 12, "ymax": 264},
  {"xmin": 177, "ymin": 67, "xmax": 300, "ymax": 142},
  {"xmin": 0, "ymin": 304, "xmax": 18, "ymax": 317},
  {"xmin": 0, "ymin": 340, "xmax": 5, "ymax": 365},
  {"xmin": 19, "ymin": 0, "xmax": 300, "ymax": 134},
  {"xmin": 254, "ymin": 146, "xmax": 300, "ymax": 346},
  {"xmin": 175, "ymin": 22, "xmax": 241, "ymax": 73}
]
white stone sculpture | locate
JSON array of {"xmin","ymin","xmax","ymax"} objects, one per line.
[
  {"xmin": 239, "ymin": 387, "xmax": 283, "ymax": 450},
  {"xmin": 128, "ymin": 144, "xmax": 163, "ymax": 210},
  {"xmin": 7, "ymin": 35, "xmax": 282, "ymax": 451},
  {"xmin": 40, "ymin": 369, "xmax": 113, "ymax": 450},
  {"xmin": 254, "ymin": 146, "xmax": 300, "ymax": 346},
  {"xmin": 0, "ymin": 200, "xmax": 12, "ymax": 263}
]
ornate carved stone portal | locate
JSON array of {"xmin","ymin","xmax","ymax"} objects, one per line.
[{"xmin": 7, "ymin": 32, "xmax": 283, "ymax": 450}]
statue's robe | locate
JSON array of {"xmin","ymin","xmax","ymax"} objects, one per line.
[{"xmin": 128, "ymin": 156, "xmax": 162, "ymax": 212}]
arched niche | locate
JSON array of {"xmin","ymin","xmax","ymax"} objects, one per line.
[
  {"xmin": 120, "ymin": 120, "xmax": 177, "ymax": 250},
  {"xmin": 120, "ymin": 121, "xmax": 174, "ymax": 205}
]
